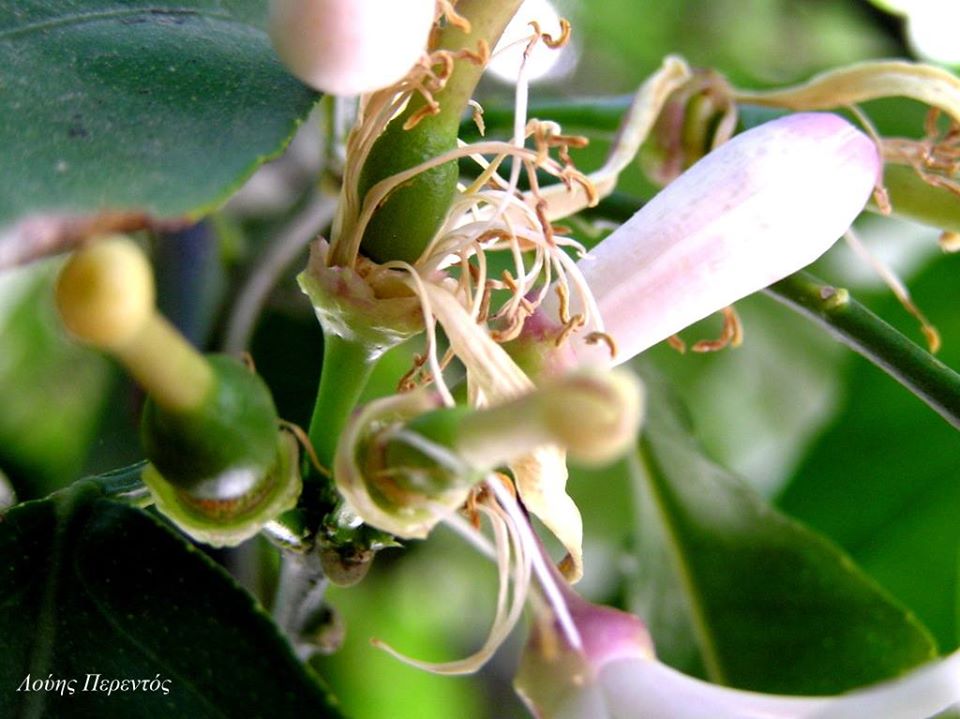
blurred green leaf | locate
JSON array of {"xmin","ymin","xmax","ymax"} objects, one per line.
[
  {"xmin": 629, "ymin": 371, "xmax": 937, "ymax": 695},
  {"xmin": 313, "ymin": 542, "xmax": 502, "ymax": 719},
  {"xmin": 0, "ymin": 264, "xmax": 111, "ymax": 497},
  {"xmin": 0, "ymin": 477, "xmax": 341, "ymax": 718},
  {"xmin": 643, "ymin": 294, "xmax": 847, "ymax": 496},
  {"xmin": 779, "ymin": 253, "xmax": 960, "ymax": 651},
  {"xmin": 0, "ymin": 0, "xmax": 318, "ymax": 229}
]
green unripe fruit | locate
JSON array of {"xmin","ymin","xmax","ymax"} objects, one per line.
[
  {"xmin": 141, "ymin": 355, "xmax": 279, "ymax": 496},
  {"xmin": 355, "ymin": 0, "xmax": 525, "ymax": 265},
  {"xmin": 357, "ymin": 112, "xmax": 459, "ymax": 264}
]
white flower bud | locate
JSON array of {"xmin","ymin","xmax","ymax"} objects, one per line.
[
  {"xmin": 548, "ymin": 112, "xmax": 880, "ymax": 367},
  {"xmin": 269, "ymin": 0, "xmax": 436, "ymax": 95}
]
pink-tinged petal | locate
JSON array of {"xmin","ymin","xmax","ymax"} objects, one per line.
[
  {"xmin": 596, "ymin": 651, "xmax": 960, "ymax": 719},
  {"xmin": 269, "ymin": 0, "xmax": 435, "ymax": 95},
  {"xmin": 517, "ymin": 587, "xmax": 960, "ymax": 719},
  {"xmin": 551, "ymin": 112, "xmax": 880, "ymax": 367}
]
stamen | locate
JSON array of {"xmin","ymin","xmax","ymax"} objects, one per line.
[
  {"xmin": 468, "ymin": 99, "xmax": 486, "ymax": 136},
  {"xmin": 940, "ymin": 230, "xmax": 960, "ymax": 252},
  {"xmin": 584, "ymin": 331, "xmax": 618, "ymax": 359},
  {"xmin": 844, "ymin": 229, "xmax": 941, "ymax": 353},
  {"xmin": 436, "ymin": 0, "xmax": 471, "ymax": 33},
  {"xmin": 382, "ymin": 261, "xmax": 457, "ymax": 406},
  {"xmin": 540, "ymin": 18, "xmax": 572, "ymax": 50},
  {"xmin": 279, "ymin": 419, "xmax": 332, "ymax": 479},
  {"xmin": 691, "ymin": 306, "xmax": 744, "ymax": 353},
  {"xmin": 485, "ymin": 476, "xmax": 582, "ymax": 651},
  {"xmin": 372, "ymin": 492, "xmax": 530, "ymax": 675}
]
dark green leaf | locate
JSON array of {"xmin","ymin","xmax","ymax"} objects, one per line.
[
  {"xmin": 630, "ymin": 371, "xmax": 937, "ymax": 695},
  {"xmin": 0, "ymin": 0, "xmax": 318, "ymax": 229},
  {"xmin": 0, "ymin": 478, "xmax": 341, "ymax": 718}
]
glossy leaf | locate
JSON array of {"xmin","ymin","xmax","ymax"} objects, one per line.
[
  {"xmin": 0, "ymin": 476, "xmax": 341, "ymax": 718},
  {"xmin": 0, "ymin": 0, "xmax": 318, "ymax": 230},
  {"xmin": 629, "ymin": 371, "xmax": 937, "ymax": 695}
]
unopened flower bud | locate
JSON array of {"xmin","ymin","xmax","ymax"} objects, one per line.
[
  {"xmin": 542, "ymin": 113, "xmax": 880, "ymax": 367},
  {"xmin": 269, "ymin": 0, "xmax": 436, "ymax": 96}
]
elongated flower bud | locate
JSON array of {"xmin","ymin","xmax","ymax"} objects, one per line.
[
  {"xmin": 543, "ymin": 112, "xmax": 880, "ymax": 367},
  {"xmin": 269, "ymin": 0, "xmax": 436, "ymax": 95}
]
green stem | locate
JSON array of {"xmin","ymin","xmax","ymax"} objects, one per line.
[
  {"xmin": 766, "ymin": 271, "xmax": 960, "ymax": 430},
  {"xmin": 307, "ymin": 334, "xmax": 377, "ymax": 471}
]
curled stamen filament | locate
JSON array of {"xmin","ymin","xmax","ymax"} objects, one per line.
[
  {"xmin": 372, "ymin": 483, "xmax": 531, "ymax": 674},
  {"xmin": 381, "ymin": 260, "xmax": 456, "ymax": 406}
]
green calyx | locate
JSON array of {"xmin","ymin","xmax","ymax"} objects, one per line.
[
  {"xmin": 377, "ymin": 405, "xmax": 481, "ymax": 497},
  {"xmin": 143, "ymin": 431, "xmax": 301, "ymax": 547},
  {"xmin": 140, "ymin": 355, "xmax": 302, "ymax": 546},
  {"xmin": 141, "ymin": 355, "xmax": 279, "ymax": 492}
]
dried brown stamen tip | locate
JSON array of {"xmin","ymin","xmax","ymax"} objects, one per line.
[
  {"xmin": 461, "ymin": 40, "xmax": 490, "ymax": 67},
  {"xmin": 554, "ymin": 283, "xmax": 572, "ymax": 325},
  {"xmin": 491, "ymin": 305, "xmax": 532, "ymax": 343},
  {"xmin": 403, "ymin": 98, "xmax": 442, "ymax": 130},
  {"xmin": 542, "ymin": 18, "xmax": 572, "ymax": 49},
  {"xmin": 491, "ymin": 471, "xmax": 517, "ymax": 499},
  {"xmin": 940, "ymin": 230, "xmax": 960, "ymax": 252},
  {"xmin": 554, "ymin": 314, "xmax": 585, "ymax": 347},
  {"xmin": 584, "ymin": 331, "xmax": 618, "ymax": 359},
  {"xmin": 666, "ymin": 335, "xmax": 687, "ymax": 354},
  {"xmin": 873, "ymin": 184, "xmax": 892, "ymax": 215},
  {"xmin": 883, "ymin": 108, "xmax": 960, "ymax": 199},
  {"xmin": 501, "ymin": 269, "xmax": 521, "ymax": 293},
  {"xmin": 239, "ymin": 351, "xmax": 257, "ymax": 372},
  {"xmin": 534, "ymin": 200, "xmax": 556, "ymax": 245},
  {"xmin": 436, "ymin": 0, "xmax": 471, "ymax": 33},
  {"xmin": 691, "ymin": 306, "xmax": 743, "ymax": 353},
  {"xmin": 397, "ymin": 353, "xmax": 429, "ymax": 392},
  {"xmin": 468, "ymin": 99, "xmax": 486, "ymax": 136},
  {"xmin": 477, "ymin": 283, "xmax": 493, "ymax": 324},
  {"xmin": 430, "ymin": 52, "xmax": 457, "ymax": 84},
  {"xmin": 464, "ymin": 487, "xmax": 483, "ymax": 530}
]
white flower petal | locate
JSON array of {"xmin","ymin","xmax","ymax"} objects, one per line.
[{"xmin": 552, "ymin": 112, "xmax": 880, "ymax": 366}]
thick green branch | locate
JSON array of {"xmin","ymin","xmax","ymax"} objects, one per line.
[{"xmin": 766, "ymin": 271, "xmax": 960, "ymax": 430}]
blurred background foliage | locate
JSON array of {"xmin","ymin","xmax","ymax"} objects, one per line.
[{"xmin": 2, "ymin": 1, "xmax": 958, "ymax": 718}]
